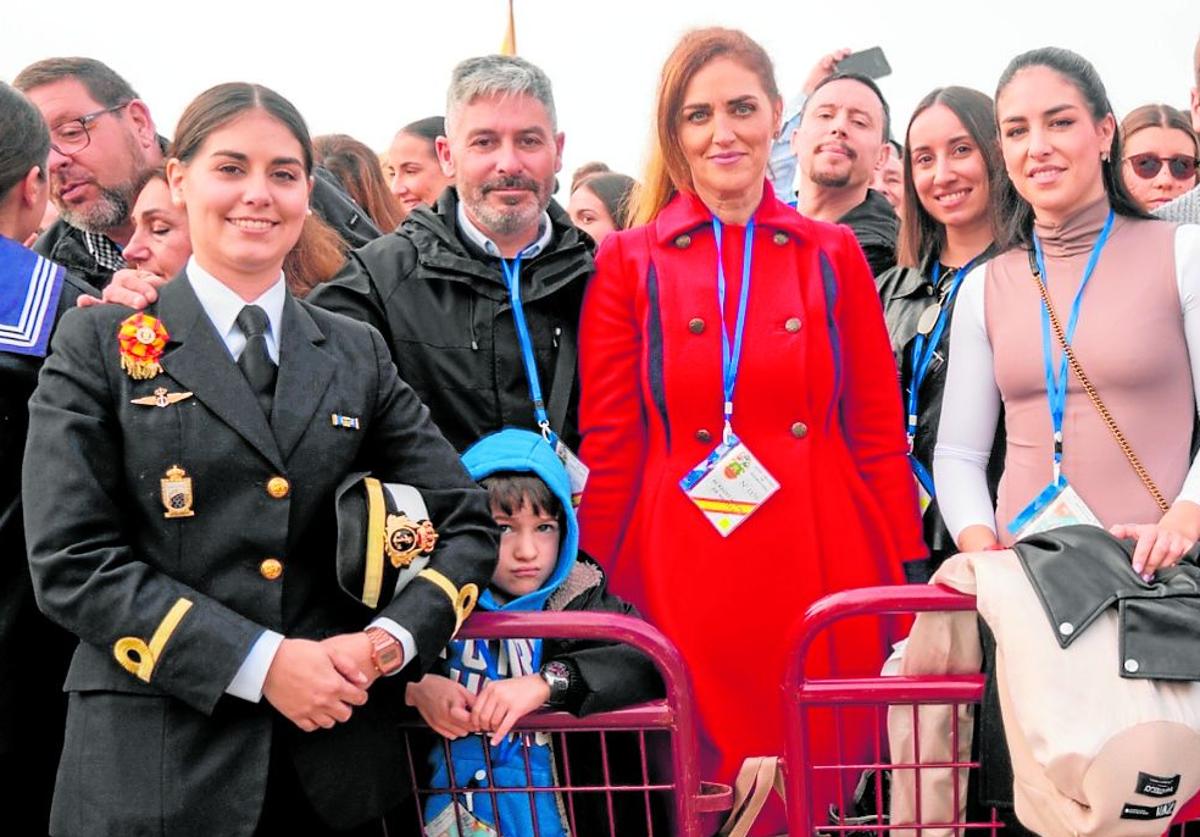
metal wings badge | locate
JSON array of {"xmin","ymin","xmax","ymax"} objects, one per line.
[
  {"xmin": 160, "ymin": 465, "xmax": 195, "ymax": 519},
  {"xmin": 131, "ymin": 387, "xmax": 193, "ymax": 408},
  {"xmin": 384, "ymin": 513, "xmax": 438, "ymax": 568}
]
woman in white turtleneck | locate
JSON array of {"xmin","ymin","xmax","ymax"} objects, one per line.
[{"xmin": 934, "ymin": 47, "xmax": 1200, "ymax": 577}]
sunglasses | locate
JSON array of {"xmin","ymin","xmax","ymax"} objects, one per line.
[{"xmin": 1124, "ymin": 153, "xmax": 1200, "ymax": 181}]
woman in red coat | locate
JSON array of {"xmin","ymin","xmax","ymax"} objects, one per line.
[{"xmin": 577, "ymin": 27, "xmax": 926, "ymax": 832}]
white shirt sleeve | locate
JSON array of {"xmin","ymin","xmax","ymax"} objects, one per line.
[
  {"xmin": 1173, "ymin": 224, "xmax": 1200, "ymax": 505},
  {"xmin": 225, "ymin": 629, "xmax": 284, "ymax": 702},
  {"xmin": 933, "ymin": 263, "xmax": 1002, "ymax": 540}
]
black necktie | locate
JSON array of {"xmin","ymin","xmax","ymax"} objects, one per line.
[{"xmin": 236, "ymin": 305, "xmax": 276, "ymax": 419}]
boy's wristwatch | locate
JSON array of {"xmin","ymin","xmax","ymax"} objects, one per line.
[{"xmin": 539, "ymin": 660, "xmax": 573, "ymax": 706}]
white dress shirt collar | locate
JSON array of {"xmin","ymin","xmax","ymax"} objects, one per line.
[
  {"xmin": 455, "ymin": 201, "xmax": 553, "ymax": 260},
  {"xmin": 185, "ymin": 256, "xmax": 286, "ymax": 363}
]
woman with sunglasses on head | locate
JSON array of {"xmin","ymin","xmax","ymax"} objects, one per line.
[
  {"xmin": 935, "ymin": 47, "xmax": 1200, "ymax": 579},
  {"xmin": 876, "ymin": 86, "xmax": 1005, "ymax": 580},
  {"xmin": 22, "ymin": 81, "xmax": 496, "ymax": 837},
  {"xmin": 1119, "ymin": 104, "xmax": 1200, "ymax": 213}
]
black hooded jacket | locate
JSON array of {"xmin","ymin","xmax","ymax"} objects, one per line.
[{"xmin": 309, "ymin": 188, "xmax": 594, "ymax": 452}]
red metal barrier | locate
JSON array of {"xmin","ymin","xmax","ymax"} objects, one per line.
[
  {"xmin": 782, "ymin": 584, "xmax": 1200, "ymax": 836},
  {"xmin": 397, "ymin": 610, "xmax": 731, "ymax": 836}
]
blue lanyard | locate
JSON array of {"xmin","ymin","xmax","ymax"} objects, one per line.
[
  {"xmin": 477, "ymin": 639, "xmax": 542, "ymax": 763},
  {"xmin": 711, "ymin": 217, "xmax": 755, "ymax": 444},
  {"xmin": 906, "ymin": 256, "xmax": 979, "ymax": 498},
  {"xmin": 501, "ymin": 254, "xmax": 555, "ymax": 443},
  {"xmin": 1032, "ymin": 208, "xmax": 1114, "ymax": 481}
]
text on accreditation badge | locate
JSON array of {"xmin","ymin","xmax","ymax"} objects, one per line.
[{"xmin": 680, "ymin": 433, "xmax": 780, "ymax": 537}]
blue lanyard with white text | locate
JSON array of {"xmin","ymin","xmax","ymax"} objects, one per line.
[
  {"xmin": 1033, "ymin": 208, "xmax": 1114, "ymax": 482},
  {"xmin": 711, "ymin": 216, "xmax": 755, "ymax": 444},
  {"xmin": 501, "ymin": 254, "xmax": 555, "ymax": 444},
  {"xmin": 906, "ymin": 257, "xmax": 979, "ymax": 497}
]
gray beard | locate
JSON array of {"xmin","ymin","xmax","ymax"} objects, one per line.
[
  {"xmin": 460, "ymin": 176, "xmax": 554, "ymax": 241},
  {"xmin": 56, "ymin": 182, "xmax": 133, "ymax": 235}
]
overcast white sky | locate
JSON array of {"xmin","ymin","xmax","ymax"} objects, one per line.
[{"xmin": 6, "ymin": 1, "xmax": 1198, "ymax": 199}]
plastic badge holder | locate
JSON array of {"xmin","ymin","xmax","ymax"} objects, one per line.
[
  {"xmin": 1008, "ymin": 478, "xmax": 1102, "ymax": 541},
  {"xmin": 680, "ymin": 433, "xmax": 780, "ymax": 537}
]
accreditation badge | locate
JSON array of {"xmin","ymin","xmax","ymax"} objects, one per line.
[
  {"xmin": 680, "ymin": 433, "xmax": 780, "ymax": 537},
  {"xmin": 1007, "ymin": 477, "xmax": 1102, "ymax": 541},
  {"xmin": 554, "ymin": 440, "xmax": 589, "ymax": 507}
]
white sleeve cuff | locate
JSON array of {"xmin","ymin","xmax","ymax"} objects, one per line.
[
  {"xmin": 225, "ymin": 629, "xmax": 285, "ymax": 702},
  {"xmin": 367, "ymin": 618, "xmax": 417, "ymax": 676}
]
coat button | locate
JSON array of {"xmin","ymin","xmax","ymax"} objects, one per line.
[
  {"xmin": 1124, "ymin": 658, "xmax": 1140, "ymax": 674},
  {"xmin": 785, "ymin": 317, "xmax": 802, "ymax": 333},
  {"xmin": 674, "ymin": 234, "xmax": 691, "ymax": 249},
  {"xmin": 791, "ymin": 422, "xmax": 808, "ymax": 439},
  {"xmin": 266, "ymin": 476, "xmax": 290, "ymax": 499},
  {"xmin": 773, "ymin": 231, "xmax": 788, "ymax": 246},
  {"xmin": 695, "ymin": 428, "xmax": 712, "ymax": 443},
  {"xmin": 688, "ymin": 318, "xmax": 705, "ymax": 334},
  {"xmin": 259, "ymin": 558, "xmax": 283, "ymax": 580}
]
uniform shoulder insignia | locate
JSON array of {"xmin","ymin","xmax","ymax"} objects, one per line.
[{"xmin": 118, "ymin": 313, "xmax": 169, "ymax": 380}]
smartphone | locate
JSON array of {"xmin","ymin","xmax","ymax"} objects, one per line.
[{"xmin": 836, "ymin": 47, "xmax": 892, "ymax": 80}]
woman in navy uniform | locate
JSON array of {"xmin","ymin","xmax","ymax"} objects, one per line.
[{"xmin": 22, "ymin": 82, "xmax": 497, "ymax": 837}]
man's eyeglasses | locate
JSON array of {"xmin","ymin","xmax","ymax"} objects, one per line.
[
  {"xmin": 1124, "ymin": 152, "xmax": 1200, "ymax": 181},
  {"xmin": 49, "ymin": 102, "xmax": 131, "ymax": 156}
]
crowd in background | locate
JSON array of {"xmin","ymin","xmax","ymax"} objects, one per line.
[{"xmin": 3, "ymin": 24, "xmax": 1200, "ymax": 837}]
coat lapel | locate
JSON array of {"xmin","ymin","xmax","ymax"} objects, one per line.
[
  {"xmin": 156, "ymin": 273, "xmax": 285, "ymax": 471},
  {"xmin": 271, "ymin": 295, "xmax": 335, "ymax": 461}
]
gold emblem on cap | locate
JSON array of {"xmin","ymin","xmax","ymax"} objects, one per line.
[
  {"xmin": 131, "ymin": 387, "xmax": 193, "ymax": 408},
  {"xmin": 160, "ymin": 465, "xmax": 195, "ymax": 519},
  {"xmin": 384, "ymin": 513, "xmax": 439, "ymax": 568}
]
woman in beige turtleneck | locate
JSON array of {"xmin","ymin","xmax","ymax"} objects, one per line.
[{"xmin": 935, "ymin": 46, "xmax": 1200, "ymax": 577}]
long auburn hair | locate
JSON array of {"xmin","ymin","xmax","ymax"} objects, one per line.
[
  {"xmin": 629, "ymin": 27, "xmax": 780, "ymax": 228},
  {"xmin": 314, "ymin": 133, "xmax": 404, "ymax": 233},
  {"xmin": 897, "ymin": 87, "xmax": 1002, "ymax": 268}
]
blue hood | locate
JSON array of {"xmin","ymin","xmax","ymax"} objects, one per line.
[{"xmin": 461, "ymin": 428, "xmax": 577, "ymax": 612}]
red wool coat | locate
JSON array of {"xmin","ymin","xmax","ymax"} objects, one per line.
[{"xmin": 577, "ymin": 185, "xmax": 925, "ymax": 830}]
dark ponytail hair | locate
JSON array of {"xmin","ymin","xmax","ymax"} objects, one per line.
[
  {"xmin": 171, "ymin": 82, "xmax": 313, "ymax": 175},
  {"xmin": 993, "ymin": 47, "xmax": 1150, "ymax": 251},
  {"xmin": 0, "ymin": 82, "xmax": 50, "ymax": 199}
]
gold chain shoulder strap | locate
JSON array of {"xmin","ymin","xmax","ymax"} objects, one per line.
[{"xmin": 1027, "ymin": 249, "xmax": 1169, "ymax": 513}]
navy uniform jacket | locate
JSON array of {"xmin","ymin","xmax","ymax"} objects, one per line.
[{"xmin": 22, "ymin": 273, "xmax": 498, "ymax": 836}]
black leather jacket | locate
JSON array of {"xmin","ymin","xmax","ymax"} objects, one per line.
[
  {"xmin": 1014, "ymin": 525, "xmax": 1200, "ymax": 680},
  {"xmin": 876, "ymin": 253, "xmax": 1004, "ymax": 573}
]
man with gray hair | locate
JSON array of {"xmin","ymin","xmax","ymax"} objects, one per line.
[{"xmin": 309, "ymin": 55, "xmax": 594, "ymax": 453}]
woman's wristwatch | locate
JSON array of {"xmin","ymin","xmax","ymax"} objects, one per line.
[{"xmin": 539, "ymin": 660, "xmax": 574, "ymax": 707}]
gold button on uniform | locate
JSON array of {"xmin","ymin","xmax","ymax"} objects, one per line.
[
  {"xmin": 674, "ymin": 234, "xmax": 692, "ymax": 249},
  {"xmin": 773, "ymin": 231, "xmax": 789, "ymax": 246},
  {"xmin": 688, "ymin": 318, "xmax": 705, "ymax": 334},
  {"xmin": 266, "ymin": 476, "xmax": 290, "ymax": 499},
  {"xmin": 695, "ymin": 428, "xmax": 712, "ymax": 443},
  {"xmin": 259, "ymin": 558, "xmax": 283, "ymax": 580},
  {"xmin": 791, "ymin": 422, "xmax": 809, "ymax": 439},
  {"xmin": 785, "ymin": 317, "xmax": 802, "ymax": 333}
]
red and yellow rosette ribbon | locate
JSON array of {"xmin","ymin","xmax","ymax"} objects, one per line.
[{"xmin": 118, "ymin": 313, "xmax": 169, "ymax": 380}]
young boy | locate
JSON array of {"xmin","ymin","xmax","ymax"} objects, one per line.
[{"xmin": 407, "ymin": 428, "xmax": 661, "ymax": 837}]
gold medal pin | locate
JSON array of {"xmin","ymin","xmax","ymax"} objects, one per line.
[{"xmin": 160, "ymin": 465, "xmax": 195, "ymax": 519}]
